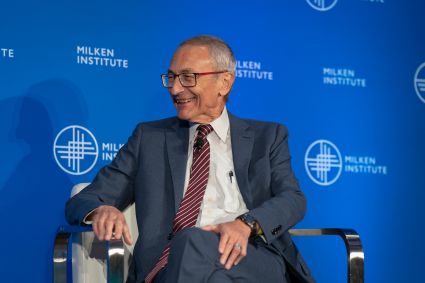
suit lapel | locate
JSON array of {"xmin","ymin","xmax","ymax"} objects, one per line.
[
  {"xmin": 166, "ymin": 119, "xmax": 189, "ymax": 213},
  {"xmin": 229, "ymin": 113, "xmax": 255, "ymax": 208}
]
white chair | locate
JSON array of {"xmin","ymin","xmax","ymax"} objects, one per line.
[{"xmin": 54, "ymin": 183, "xmax": 138, "ymax": 283}]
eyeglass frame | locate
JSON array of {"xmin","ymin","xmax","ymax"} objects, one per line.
[{"xmin": 161, "ymin": 70, "xmax": 229, "ymax": 88}]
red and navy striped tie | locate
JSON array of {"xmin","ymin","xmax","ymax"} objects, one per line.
[{"xmin": 145, "ymin": 124, "xmax": 213, "ymax": 283}]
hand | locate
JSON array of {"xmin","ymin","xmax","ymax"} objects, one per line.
[
  {"xmin": 89, "ymin": 205, "xmax": 133, "ymax": 245},
  {"xmin": 201, "ymin": 220, "xmax": 251, "ymax": 269}
]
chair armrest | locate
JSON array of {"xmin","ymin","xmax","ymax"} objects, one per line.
[
  {"xmin": 288, "ymin": 228, "xmax": 364, "ymax": 283},
  {"xmin": 53, "ymin": 225, "xmax": 126, "ymax": 283}
]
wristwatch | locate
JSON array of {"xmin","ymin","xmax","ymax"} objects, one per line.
[{"xmin": 237, "ymin": 213, "xmax": 259, "ymax": 238}]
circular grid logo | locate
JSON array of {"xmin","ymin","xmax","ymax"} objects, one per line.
[
  {"xmin": 306, "ymin": 0, "xmax": 338, "ymax": 11},
  {"xmin": 53, "ymin": 125, "xmax": 99, "ymax": 175},
  {"xmin": 305, "ymin": 139, "xmax": 343, "ymax": 186},
  {"xmin": 414, "ymin": 62, "xmax": 425, "ymax": 104}
]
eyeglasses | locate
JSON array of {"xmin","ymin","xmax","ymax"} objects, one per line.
[{"xmin": 161, "ymin": 71, "xmax": 228, "ymax": 88}]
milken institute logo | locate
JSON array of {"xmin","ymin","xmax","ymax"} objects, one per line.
[
  {"xmin": 305, "ymin": 139, "xmax": 343, "ymax": 186},
  {"xmin": 414, "ymin": 62, "xmax": 425, "ymax": 104},
  {"xmin": 53, "ymin": 125, "xmax": 99, "ymax": 175},
  {"xmin": 306, "ymin": 0, "xmax": 338, "ymax": 11}
]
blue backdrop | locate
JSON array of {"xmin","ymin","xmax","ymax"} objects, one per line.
[{"xmin": 1, "ymin": 1, "xmax": 424, "ymax": 282}]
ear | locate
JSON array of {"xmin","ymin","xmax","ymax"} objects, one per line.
[{"xmin": 219, "ymin": 72, "xmax": 235, "ymax": 96}]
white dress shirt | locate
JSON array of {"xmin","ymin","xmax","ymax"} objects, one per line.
[{"xmin": 183, "ymin": 107, "xmax": 249, "ymax": 227}]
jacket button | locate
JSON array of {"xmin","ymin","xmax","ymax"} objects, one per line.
[
  {"xmin": 167, "ymin": 233, "xmax": 173, "ymax": 240},
  {"xmin": 271, "ymin": 225, "xmax": 282, "ymax": 235}
]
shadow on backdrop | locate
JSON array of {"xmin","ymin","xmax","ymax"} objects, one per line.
[{"xmin": 0, "ymin": 79, "xmax": 87, "ymax": 282}]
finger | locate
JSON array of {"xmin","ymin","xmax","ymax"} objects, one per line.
[
  {"xmin": 234, "ymin": 254, "xmax": 244, "ymax": 266},
  {"xmin": 225, "ymin": 245, "xmax": 242, "ymax": 269},
  {"xmin": 234, "ymin": 243, "xmax": 248, "ymax": 265},
  {"xmin": 122, "ymin": 224, "xmax": 133, "ymax": 245},
  {"xmin": 96, "ymin": 212, "xmax": 108, "ymax": 240},
  {"xmin": 114, "ymin": 219, "xmax": 123, "ymax": 240},
  {"xmin": 201, "ymin": 225, "xmax": 218, "ymax": 233},
  {"xmin": 92, "ymin": 218, "xmax": 99, "ymax": 239},
  {"xmin": 104, "ymin": 218, "xmax": 115, "ymax": 241},
  {"xmin": 220, "ymin": 240, "xmax": 235, "ymax": 265},
  {"xmin": 218, "ymin": 232, "xmax": 229, "ymax": 254}
]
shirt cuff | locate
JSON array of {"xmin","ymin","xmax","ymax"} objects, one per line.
[{"xmin": 82, "ymin": 208, "xmax": 97, "ymax": 225}]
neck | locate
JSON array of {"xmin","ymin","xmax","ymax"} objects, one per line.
[{"xmin": 190, "ymin": 107, "xmax": 225, "ymax": 124}]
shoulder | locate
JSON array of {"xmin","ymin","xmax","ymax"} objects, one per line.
[
  {"xmin": 123, "ymin": 117, "xmax": 184, "ymax": 147},
  {"xmin": 229, "ymin": 113, "xmax": 288, "ymax": 136},
  {"xmin": 133, "ymin": 116, "xmax": 183, "ymax": 132}
]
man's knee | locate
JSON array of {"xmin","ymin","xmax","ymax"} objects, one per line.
[{"xmin": 169, "ymin": 227, "xmax": 219, "ymax": 260}]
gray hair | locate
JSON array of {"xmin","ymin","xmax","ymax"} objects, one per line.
[{"xmin": 179, "ymin": 35, "xmax": 236, "ymax": 73}]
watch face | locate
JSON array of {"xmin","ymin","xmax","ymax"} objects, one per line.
[{"xmin": 242, "ymin": 214, "xmax": 256, "ymax": 224}]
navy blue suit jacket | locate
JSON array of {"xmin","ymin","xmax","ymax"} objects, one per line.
[{"xmin": 66, "ymin": 113, "xmax": 314, "ymax": 282}]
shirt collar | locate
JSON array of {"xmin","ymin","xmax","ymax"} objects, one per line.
[{"xmin": 189, "ymin": 107, "xmax": 230, "ymax": 143}]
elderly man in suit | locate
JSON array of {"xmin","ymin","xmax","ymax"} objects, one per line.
[{"xmin": 66, "ymin": 35, "xmax": 314, "ymax": 283}]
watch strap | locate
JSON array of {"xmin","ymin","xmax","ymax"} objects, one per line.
[{"xmin": 237, "ymin": 213, "xmax": 258, "ymax": 238}]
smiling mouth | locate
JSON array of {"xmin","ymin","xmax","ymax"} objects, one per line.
[{"xmin": 174, "ymin": 97, "xmax": 196, "ymax": 104}]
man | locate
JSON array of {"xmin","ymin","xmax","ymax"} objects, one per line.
[{"xmin": 66, "ymin": 35, "xmax": 314, "ymax": 283}]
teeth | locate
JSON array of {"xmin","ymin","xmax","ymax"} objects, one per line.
[{"xmin": 176, "ymin": 98, "xmax": 195, "ymax": 104}]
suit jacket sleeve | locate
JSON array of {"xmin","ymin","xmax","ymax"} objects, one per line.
[
  {"xmin": 248, "ymin": 124, "xmax": 306, "ymax": 244},
  {"xmin": 65, "ymin": 123, "xmax": 143, "ymax": 225}
]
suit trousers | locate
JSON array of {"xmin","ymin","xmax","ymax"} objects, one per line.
[{"xmin": 153, "ymin": 227, "xmax": 288, "ymax": 283}]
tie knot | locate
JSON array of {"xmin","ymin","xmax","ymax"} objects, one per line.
[{"xmin": 197, "ymin": 124, "xmax": 213, "ymax": 138}]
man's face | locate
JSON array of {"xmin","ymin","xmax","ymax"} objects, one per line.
[{"xmin": 168, "ymin": 44, "xmax": 231, "ymax": 124}]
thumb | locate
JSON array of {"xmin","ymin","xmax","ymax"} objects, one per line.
[{"xmin": 122, "ymin": 225, "xmax": 133, "ymax": 245}]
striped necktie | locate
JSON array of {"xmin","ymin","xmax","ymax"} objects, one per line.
[{"xmin": 145, "ymin": 124, "xmax": 213, "ymax": 283}]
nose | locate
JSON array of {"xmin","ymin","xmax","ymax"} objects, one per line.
[{"xmin": 169, "ymin": 77, "xmax": 185, "ymax": 96}]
